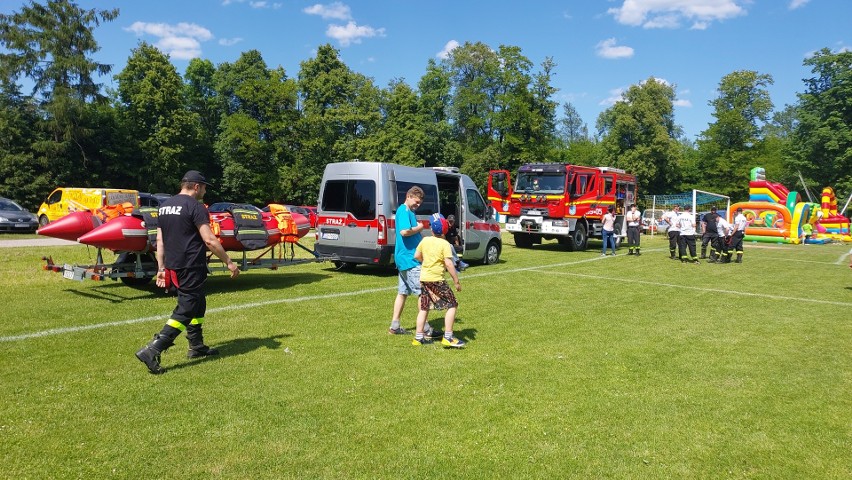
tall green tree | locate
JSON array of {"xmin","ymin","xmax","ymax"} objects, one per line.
[
  {"xmin": 696, "ymin": 70, "xmax": 774, "ymax": 199},
  {"xmin": 0, "ymin": 85, "xmax": 49, "ymax": 208},
  {"xmin": 292, "ymin": 44, "xmax": 380, "ymax": 203},
  {"xmin": 214, "ymin": 50, "xmax": 299, "ymax": 203},
  {"xmin": 0, "ymin": 0, "xmax": 118, "ymax": 183},
  {"xmin": 416, "ymin": 59, "xmax": 458, "ymax": 168},
  {"xmin": 789, "ymin": 48, "xmax": 852, "ymax": 199},
  {"xmin": 184, "ymin": 58, "xmax": 220, "ymax": 169},
  {"xmin": 558, "ymin": 102, "xmax": 589, "ymax": 145},
  {"xmin": 596, "ymin": 78, "xmax": 683, "ymax": 194},
  {"xmin": 115, "ymin": 42, "xmax": 205, "ymax": 193}
]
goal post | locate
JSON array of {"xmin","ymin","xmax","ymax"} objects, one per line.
[{"xmin": 637, "ymin": 190, "xmax": 730, "ymax": 235}]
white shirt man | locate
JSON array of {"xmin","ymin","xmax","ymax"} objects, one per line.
[{"xmin": 678, "ymin": 209, "xmax": 696, "ymax": 236}]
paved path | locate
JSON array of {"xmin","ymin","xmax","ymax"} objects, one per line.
[{"xmin": 0, "ymin": 238, "xmax": 78, "ymax": 248}]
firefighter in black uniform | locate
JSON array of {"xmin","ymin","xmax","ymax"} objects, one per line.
[
  {"xmin": 700, "ymin": 206, "xmax": 720, "ymax": 262},
  {"xmin": 136, "ymin": 171, "xmax": 240, "ymax": 374},
  {"xmin": 730, "ymin": 207, "xmax": 748, "ymax": 263}
]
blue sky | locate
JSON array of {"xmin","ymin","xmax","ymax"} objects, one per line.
[{"xmin": 4, "ymin": 0, "xmax": 850, "ymax": 140}]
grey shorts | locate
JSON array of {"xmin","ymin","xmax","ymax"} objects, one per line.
[{"xmin": 397, "ymin": 266, "xmax": 422, "ymax": 296}]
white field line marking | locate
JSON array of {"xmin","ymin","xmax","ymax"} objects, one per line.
[
  {"xmin": 1, "ymin": 252, "xmax": 628, "ymax": 343},
  {"xmin": 836, "ymin": 248, "xmax": 852, "ymax": 265},
  {"xmin": 12, "ymin": 246, "xmax": 844, "ymax": 343},
  {"xmin": 760, "ymin": 256, "xmax": 847, "ymax": 266},
  {"xmin": 537, "ymin": 270, "xmax": 852, "ymax": 307}
]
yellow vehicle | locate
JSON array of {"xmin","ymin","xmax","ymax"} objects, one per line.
[{"xmin": 37, "ymin": 187, "xmax": 139, "ymax": 226}]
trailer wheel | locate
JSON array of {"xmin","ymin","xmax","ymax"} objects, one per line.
[
  {"xmin": 116, "ymin": 252, "xmax": 155, "ymax": 287},
  {"xmin": 513, "ymin": 233, "xmax": 533, "ymax": 248},
  {"xmin": 482, "ymin": 240, "xmax": 501, "ymax": 265},
  {"xmin": 566, "ymin": 224, "xmax": 588, "ymax": 251}
]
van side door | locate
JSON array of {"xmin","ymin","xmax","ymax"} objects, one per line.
[{"xmin": 461, "ymin": 185, "xmax": 489, "ymax": 258}]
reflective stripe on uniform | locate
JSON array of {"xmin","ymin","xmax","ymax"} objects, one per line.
[
  {"xmin": 190, "ymin": 318, "xmax": 204, "ymax": 325},
  {"xmin": 166, "ymin": 319, "xmax": 186, "ymax": 331}
]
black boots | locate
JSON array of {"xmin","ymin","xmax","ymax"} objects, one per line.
[
  {"xmin": 735, "ymin": 253, "xmax": 743, "ymax": 263},
  {"xmin": 135, "ymin": 333, "xmax": 175, "ymax": 374},
  {"xmin": 186, "ymin": 324, "xmax": 219, "ymax": 359}
]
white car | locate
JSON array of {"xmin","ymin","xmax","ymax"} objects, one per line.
[{"xmin": 641, "ymin": 209, "xmax": 668, "ymax": 234}]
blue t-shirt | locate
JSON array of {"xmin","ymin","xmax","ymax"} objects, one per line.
[{"xmin": 394, "ymin": 203, "xmax": 421, "ymax": 271}]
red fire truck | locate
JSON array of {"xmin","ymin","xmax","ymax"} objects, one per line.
[{"xmin": 487, "ymin": 163, "xmax": 637, "ymax": 250}]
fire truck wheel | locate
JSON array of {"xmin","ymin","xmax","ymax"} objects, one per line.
[
  {"xmin": 566, "ymin": 224, "xmax": 588, "ymax": 251},
  {"xmin": 513, "ymin": 233, "xmax": 533, "ymax": 248},
  {"xmin": 483, "ymin": 240, "xmax": 501, "ymax": 265}
]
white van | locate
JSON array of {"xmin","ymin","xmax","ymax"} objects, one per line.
[{"xmin": 315, "ymin": 162, "xmax": 502, "ymax": 269}]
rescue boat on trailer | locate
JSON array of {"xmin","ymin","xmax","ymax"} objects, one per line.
[{"xmin": 38, "ymin": 203, "xmax": 311, "ymax": 252}]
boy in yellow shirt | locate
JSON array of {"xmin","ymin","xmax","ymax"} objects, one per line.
[{"xmin": 412, "ymin": 213, "xmax": 464, "ymax": 348}]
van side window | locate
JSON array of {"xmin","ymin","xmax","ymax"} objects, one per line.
[
  {"xmin": 396, "ymin": 181, "xmax": 438, "ymax": 215},
  {"xmin": 466, "ymin": 188, "xmax": 486, "ymax": 219},
  {"xmin": 47, "ymin": 190, "xmax": 62, "ymax": 205},
  {"xmin": 321, "ymin": 179, "xmax": 377, "ymax": 220}
]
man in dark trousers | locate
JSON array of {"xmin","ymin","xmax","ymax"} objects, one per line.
[
  {"xmin": 700, "ymin": 206, "xmax": 720, "ymax": 262},
  {"xmin": 136, "ymin": 170, "xmax": 240, "ymax": 374}
]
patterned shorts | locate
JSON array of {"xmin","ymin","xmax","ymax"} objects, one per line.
[{"xmin": 419, "ymin": 280, "xmax": 458, "ymax": 311}]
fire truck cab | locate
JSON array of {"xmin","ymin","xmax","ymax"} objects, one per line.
[{"xmin": 487, "ymin": 163, "xmax": 637, "ymax": 251}]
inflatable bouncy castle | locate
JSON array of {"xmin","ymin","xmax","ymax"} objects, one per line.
[{"xmin": 729, "ymin": 167, "xmax": 850, "ymax": 244}]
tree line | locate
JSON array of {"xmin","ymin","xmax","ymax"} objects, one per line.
[{"xmin": 1, "ymin": 1, "xmax": 850, "ymax": 211}]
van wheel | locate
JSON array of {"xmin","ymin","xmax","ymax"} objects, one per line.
[
  {"xmin": 333, "ymin": 261, "xmax": 357, "ymax": 271},
  {"xmin": 513, "ymin": 233, "xmax": 533, "ymax": 248},
  {"xmin": 566, "ymin": 224, "xmax": 588, "ymax": 251},
  {"xmin": 39, "ymin": 215, "xmax": 50, "ymax": 227},
  {"xmin": 116, "ymin": 252, "xmax": 155, "ymax": 288},
  {"xmin": 483, "ymin": 240, "xmax": 501, "ymax": 265}
]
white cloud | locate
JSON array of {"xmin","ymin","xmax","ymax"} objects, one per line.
[
  {"xmin": 304, "ymin": 2, "xmax": 352, "ymax": 20},
  {"xmin": 219, "ymin": 37, "xmax": 244, "ymax": 46},
  {"xmin": 789, "ymin": 0, "xmax": 810, "ymax": 9},
  {"xmin": 600, "ymin": 87, "xmax": 626, "ymax": 106},
  {"xmin": 436, "ymin": 40, "xmax": 460, "ymax": 60},
  {"xmin": 124, "ymin": 22, "xmax": 213, "ymax": 60},
  {"xmin": 224, "ymin": 0, "xmax": 282, "ymax": 8},
  {"xmin": 673, "ymin": 99, "xmax": 692, "ymax": 107},
  {"xmin": 326, "ymin": 21, "xmax": 385, "ymax": 47},
  {"xmin": 596, "ymin": 38, "xmax": 634, "ymax": 59},
  {"xmin": 608, "ymin": 0, "xmax": 747, "ymax": 29}
]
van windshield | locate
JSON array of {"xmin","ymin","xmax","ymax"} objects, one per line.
[{"xmin": 515, "ymin": 173, "xmax": 565, "ymax": 195}]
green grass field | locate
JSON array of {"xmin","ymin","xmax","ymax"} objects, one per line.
[{"xmin": 1, "ymin": 233, "xmax": 850, "ymax": 478}]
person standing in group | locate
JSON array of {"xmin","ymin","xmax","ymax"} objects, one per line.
[
  {"xmin": 700, "ymin": 206, "xmax": 720, "ymax": 262},
  {"xmin": 730, "ymin": 207, "xmax": 748, "ymax": 263},
  {"xmin": 601, "ymin": 205, "xmax": 617, "ymax": 256},
  {"xmin": 625, "ymin": 204, "xmax": 642, "ymax": 256},
  {"xmin": 412, "ymin": 213, "xmax": 464, "ymax": 348},
  {"xmin": 135, "ymin": 171, "xmax": 240, "ymax": 375},
  {"xmin": 445, "ymin": 214, "xmax": 468, "ymax": 271},
  {"xmin": 389, "ymin": 186, "xmax": 440, "ymax": 338},
  {"xmin": 662, "ymin": 204, "xmax": 681, "ymax": 260},
  {"xmin": 677, "ymin": 205, "xmax": 700, "ymax": 264},
  {"xmin": 715, "ymin": 214, "xmax": 734, "ymax": 263}
]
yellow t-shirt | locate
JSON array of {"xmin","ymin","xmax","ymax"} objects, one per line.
[{"xmin": 416, "ymin": 236, "xmax": 453, "ymax": 282}]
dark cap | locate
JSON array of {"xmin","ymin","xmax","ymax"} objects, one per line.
[
  {"xmin": 711, "ymin": 206, "xmax": 717, "ymax": 212},
  {"xmin": 447, "ymin": 214, "xmax": 456, "ymax": 222},
  {"xmin": 181, "ymin": 170, "xmax": 211, "ymax": 186}
]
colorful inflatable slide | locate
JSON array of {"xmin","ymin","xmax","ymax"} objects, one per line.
[{"xmin": 729, "ymin": 167, "xmax": 850, "ymax": 244}]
